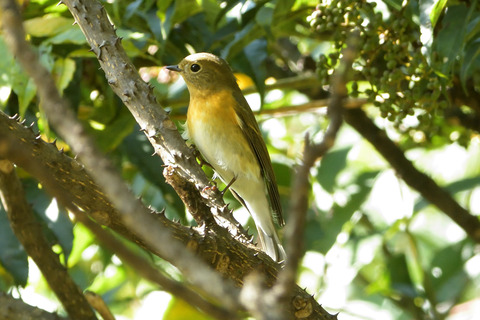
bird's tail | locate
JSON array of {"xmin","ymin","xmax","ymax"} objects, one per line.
[{"xmin": 257, "ymin": 227, "xmax": 286, "ymax": 262}]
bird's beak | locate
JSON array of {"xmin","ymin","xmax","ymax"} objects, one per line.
[{"xmin": 166, "ymin": 65, "xmax": 182, "ymax": 72}]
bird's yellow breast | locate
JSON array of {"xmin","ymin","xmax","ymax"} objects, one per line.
[
  {"xmin": 186, "ymin": 89, "xmax": 240, "ymax": 137},
  {"xmin": 185, "ymin": 89, "xmax": 259, "ymax": 181}
]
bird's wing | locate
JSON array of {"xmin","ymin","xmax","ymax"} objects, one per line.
[{"xmin": 232, "ymin": 90, "xmax": 284, "ymax": 226}]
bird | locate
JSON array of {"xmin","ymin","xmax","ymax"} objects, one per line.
[{"xmin": 166, "ymin": 52, "xmax": 286, "ymax": 262}]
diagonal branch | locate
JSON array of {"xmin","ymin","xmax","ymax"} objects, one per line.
[
  {"xmin": 0, "ymin": 96, "xmax": 335, "ymax": 320},
  {"xmin": 344, "ymin": 108, "xmax": 480, "ymax": 243},
  {"xmin": 58, "ymin": 0, "xmax": 246, "ymax": 236},
  {"xmin": 0, "ymin": 0, "xmax": 241, "ymax": 312}
]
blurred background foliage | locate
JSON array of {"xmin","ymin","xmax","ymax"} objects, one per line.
[{"xmin": 1, "ymin": 0, "xmax": 480, "ymax": 319}]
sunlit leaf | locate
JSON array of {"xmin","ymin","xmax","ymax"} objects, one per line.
[
  {"xmin": 53, "ymin": 57, "xmax": 76, "ymax": 94},
  {"xmin": 164, "ymin": 298, "xmax": 213, "ymax": 320},
  {"xmin": 24, "ymin": 15, "xmax": 73, "ymax": 37},
  {"xmin": 44, "ymin": 27, "xmax": 87, "ymax": 45},
  {"xmin": 430, "ymin": 0, "xmax": 447, "ymax": 28}
]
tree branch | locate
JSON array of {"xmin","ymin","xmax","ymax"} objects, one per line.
[
  {"xmin": 164, "ymin": 74, "xmax": 324, "ymax": 109},
  {"xmin": 0, "ymin": 0, "xmax": 339, "ymax": 317},
  {"xmin": 58, "ymin": 0, "xmax": 245, "ymax": 237},
  {"xmin": 239, "ymin": 31, "xmax": 360, "ymax": 320},
  {"xmin": 0, "ymin": 0, "xmax": 241, "ymax": 313},
  {"xmin": 0, "ymin": 103, "xmax": 334, "ymax": 320},
  {"xmin": 170, "ymin": 98, "xmax": 368, "ymax": 121},
  {"xmin": 344, "ymin": 108, "xmax": 480, "ymax": 242},
  {"xmin": 0, "ymin": 160, "xmax": 96, "ymax": 320}
]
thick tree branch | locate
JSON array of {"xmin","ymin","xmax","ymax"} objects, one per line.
[
  {"xmin": 0, "ymin": 0, "xmax": 339, "ymax": 317},
  {"xmin": 0, "ymin": 0, "xmax": 241, "ymax": 313},
  {"xmin": 344, "ymin": 108, "xmax": 480, "ymax": 242},
  {"xmin": 0, "ymin": 160, "xmax": 96, "ymax": 320},
  {"xmin": 58, "ymin": 0, "xmax": 245, "ymax": 237}
]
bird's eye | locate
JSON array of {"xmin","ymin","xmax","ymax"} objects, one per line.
[{"xmin": 190, "ymin": 64, "xmax": 201, "ymax": 72}]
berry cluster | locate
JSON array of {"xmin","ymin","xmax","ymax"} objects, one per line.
[{"xmin": 308, "ymin": 0, "xmax": 468, "ymax": 146}]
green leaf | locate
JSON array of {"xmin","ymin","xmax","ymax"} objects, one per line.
[
  {"xmin": 17, "ymin": 78, "xmax": 37, "ymax": 117},
  {"xmin": 243, "ymin": 39, "xmax": 268, "ymax": 99},
  {"xmin": 274, "ymin": 0, "xmax": 295, "ymax": 17},
  {"xmin": 430, "ymin": 0, "xmax": 447, "ymax": 28},
  {"xmin": 387, "ymin": 254, "xmax": 416, "ymax": 298},
  {"xmin": 0, "ymin": 206, "xmax": 28, "ymax": 286},
  {"xmin": 24, "ymin": 180, "xmax": 74, "ymax": 264},
  {"xmin": 316, "ymin": 147, "xmax": 351, "ymax": 193},
  {"xmin": 460, "ymin": 39, "xmax": 480, "ymax": 90},
  {"xmin": 44, "ymin": 27, "xmax": 87, "ymax": 45},
  {"xmin": 383, "ymin": 0, "xmax": 403, "ymax": 11},
  {"xmin": 465, "ymin": 14, "xmax": 480, "ymax": 43},
  {"xmin": 164, "ymin": 297, "xmax": 213, "ymax": 320},
  {"xmin": 429, "ymin": 241, "xmax": 470, "ymax": 303},
  {"xmin": 122, "ymin": 130, "xmax": 185, "ymax": 220},
  {"xmin": 434, "ymin": 4, "xmax": 469, "ymax": 74},
  {"xmin": 125, "ymin": 0, "xmax": 143, "ymax": 21},
  {"xmin": 88, "ymin": 107, "xmax": 136, "ymax": 151},
  {"xmin": 24, "ymin": 15, "xmax": 73, "ymax": 37},
  {"xmin": 53, "ymin": 57, "xmax": 76, "ymax": 94},
  {"xmin": 199, "ymin": 0, "xmax": 222, "ymax": 26},
  {"xmin": 256, "ymin": 2, "xmax": 275, "ymax": 29},
  {"xmin": 222, "ymin": 21, "xmax": 263, "ymax": 59},
  {"xmin": 0, "ymin": 36, "xmax": 15, "ymax": 85},
  {"xmin": 68, "ymin": 223, "xmax": 95, "ymax": 267},
  {"xmin": 160, "ymin": 0, "xmax": 202, "ymax": 37}
]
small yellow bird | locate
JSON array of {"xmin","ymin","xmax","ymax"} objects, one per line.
[{"xmin": 167, "ymin": 53, "xmax": 286, "ymax": 261}]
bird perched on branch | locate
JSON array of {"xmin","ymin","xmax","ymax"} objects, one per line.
[{"xmin": 167, "ymin": 53, "xmax": 286, "ymax": 262}]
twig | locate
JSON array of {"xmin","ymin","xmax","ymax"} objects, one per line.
[
  {"xmin": 84, "ymin": 292, "xmax": 115, "ymax": 320},
  {"xmin": 169, "ymin": 98, "xmax": 368, "ymax": 121},
  {"xmin": 164, "ymin": 74, "xmax": 324, "ymax": 109},
  {"xmin": 0, "ymin": 0, "xmax": 241, "ymax": 313},
  {"xmin": 240, "ymin": 31, "xmax": 360, "ymax": 320},
  {"xmin": 0, "ymin": 160, "xmax": 97, "ymax": 320},
  {"xmin": 280, "ymin": 30, "xmax": 360, "ymax": 317},
  {"xmin": 344, "ymin": 108, "xmax": 480, "ymax": 243}
]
